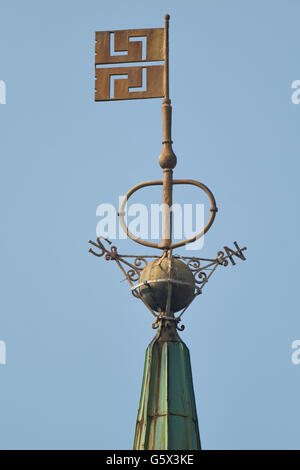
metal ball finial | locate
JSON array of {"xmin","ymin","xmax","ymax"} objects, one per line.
[{"xmin": 158, "ymin": 146, "xmax": 177, "ymax": 169}]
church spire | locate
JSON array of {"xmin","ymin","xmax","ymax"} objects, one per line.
[{"xmin": 134, "ymin": 319, "xmax": 201, "ymax": 450}]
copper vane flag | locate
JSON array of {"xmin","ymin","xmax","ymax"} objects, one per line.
[{"xmin": 95, "ymin": 28, "xmax": 165, "ymax": 100}]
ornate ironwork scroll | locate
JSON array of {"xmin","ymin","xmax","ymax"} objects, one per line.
[{"xmin": 89, "ymin": 237, "xmax": 247, "ymax": 327}]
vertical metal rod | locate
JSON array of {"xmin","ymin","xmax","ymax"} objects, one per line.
[
  {"xmin": 164, "ymin": 249, "xmax": 173, "ymax": 317},
  {"xmin": 161, "ymin": 169, "xmax": 172, "ymax": 247},
  {"xmin": 163, "ymin": 14, "xmax": 170, "ymax": 104},
  {"xmin": 160, "ymin": 14, "xmax": 176, "ymax": 249}
]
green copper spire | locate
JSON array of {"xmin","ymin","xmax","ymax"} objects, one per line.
[{"xmin": 133, "ymin": 318, "xmax": 201, "ymax": 450}]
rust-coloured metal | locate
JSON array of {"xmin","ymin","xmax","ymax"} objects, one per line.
[
  {"xmin": 159, "ymin": 15, "xmax": 176, "ymax": 250},
  {"xmin": 95, "ymin": 65, "xmax": 164, "ymax": 101},
  {"xmin": 95, "ymin": 28, "xmax": 164, "ymax": 64},
  {"xmin": 118, "ymin": 179, "xmax": 217, "ymax": 250},
  {"xmin": 91, "ymin": 14, "xmax": 234, "ymax": 316},
  {"xmin": 95, "ymin": 27, "xmax": 164, "ymax": 101}
]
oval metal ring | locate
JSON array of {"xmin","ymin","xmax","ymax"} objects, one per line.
[{"xmin": 118, "ymin": 179, "xmax": 217, "ymax": 250}]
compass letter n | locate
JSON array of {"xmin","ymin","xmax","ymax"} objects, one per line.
[{"xmin": 224, "ymin": 241, "xmax": 246, "ymax": 265}]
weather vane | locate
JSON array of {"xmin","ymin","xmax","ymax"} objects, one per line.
[{"xmin": 89, "ymin": 15, "xmax": 247, "ymax": 450}]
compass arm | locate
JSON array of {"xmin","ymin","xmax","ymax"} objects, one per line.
[{"xmin": 89, "ymin": 237, "xmax": 247, "ymax": 326}]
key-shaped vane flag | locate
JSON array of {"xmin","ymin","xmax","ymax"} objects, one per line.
[{"xmin": 95, "ymin": 28, "xmax": 165, "ymax": 101}]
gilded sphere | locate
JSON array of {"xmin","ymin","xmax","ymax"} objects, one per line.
[{"xmin": 139, "ymin": 258, "xmax": 195, "ymax": 313}]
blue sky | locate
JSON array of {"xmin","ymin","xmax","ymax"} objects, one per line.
[{"xmin": 0, "ymin": 0, "xmax": 299, "ymax": 449}]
